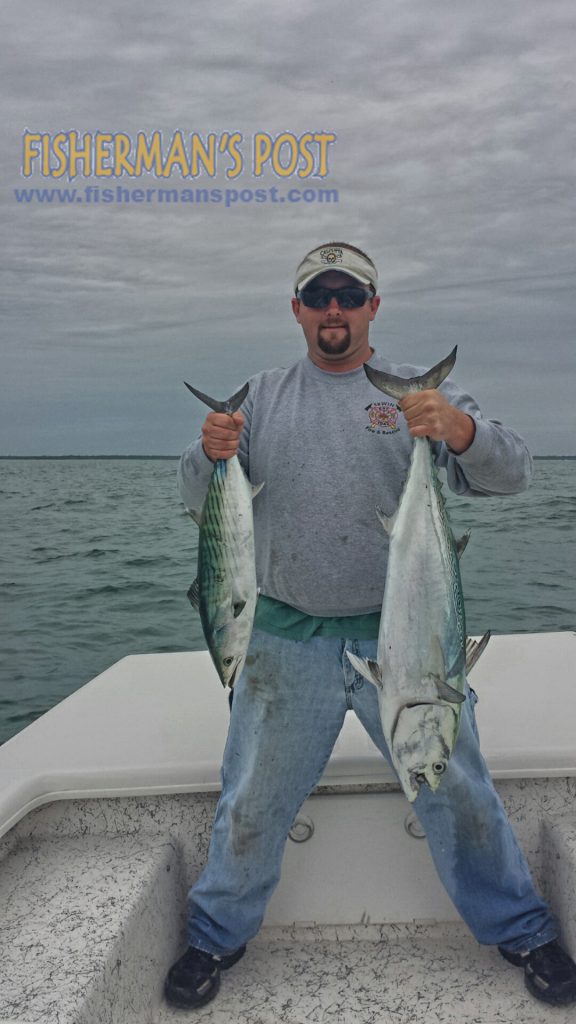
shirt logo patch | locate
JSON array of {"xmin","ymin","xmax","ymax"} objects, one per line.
[{"xmin": 365, "ymin": 401, "xmax": 400, "ymax": 434}]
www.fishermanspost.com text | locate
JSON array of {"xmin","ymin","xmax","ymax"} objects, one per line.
[{"xmin": 13, "ymin": 185, "xmax": 339, "ymax": 208}]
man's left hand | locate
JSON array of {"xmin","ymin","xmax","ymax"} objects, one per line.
[{"xmin": 400, "ymin": 390, "xmax": 476, "ymax": 454}]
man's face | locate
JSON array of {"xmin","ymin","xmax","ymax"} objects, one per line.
[{"xmin": 291, "ymin": 270, "xmax": 380, "ymax": 372}]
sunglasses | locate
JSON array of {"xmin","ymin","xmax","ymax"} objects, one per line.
[{"xmin": 297, "ymin": 285, "xmax": 374, "ymax": 310}]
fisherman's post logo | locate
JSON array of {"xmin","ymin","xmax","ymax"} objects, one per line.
[{"xmin": 365, "ymin": 401, "xmax": 400, "ymax": 434}]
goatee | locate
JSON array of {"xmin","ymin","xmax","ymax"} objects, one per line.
[{"xmin": 317, "ymin": 325, "xmax": 351, "ymax": 355}]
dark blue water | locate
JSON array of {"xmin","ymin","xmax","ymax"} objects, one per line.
[{"xmin": 1, "ymin": 458, "xmax": 574, "ymax": 745}]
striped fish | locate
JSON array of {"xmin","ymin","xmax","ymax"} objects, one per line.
[
  {"xmin": 348, "ymin": 348, "xmax": 490, "ymax": 801},
  {"xmin": 184, "ymin": 382, "xmax": 262, "ymax": 688}
]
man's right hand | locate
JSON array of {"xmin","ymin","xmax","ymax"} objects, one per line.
[{"xmin": 201, "ymin": 412, "xmax": 244, "ymax": 462}]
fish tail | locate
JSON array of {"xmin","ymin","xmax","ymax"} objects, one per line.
[
  {"xmin": 347, "ymin": 651, "xmax": 384, "ymax": 689},
  {"xmin": 183, "ymin": 380, "xmax": 249, "ymax": 415},
  {"xmin": 364, "ymin": 346, "xmax": 457, "ymax": 400}
]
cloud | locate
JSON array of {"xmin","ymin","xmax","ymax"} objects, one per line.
[{"xmin": 1, "ymin": 0, "xmax": 575, "ymax": 452}]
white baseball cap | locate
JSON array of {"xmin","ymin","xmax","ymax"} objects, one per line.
[{"xmin": 295, "ymin": 242, "xmax": 378, "ymax": 293}]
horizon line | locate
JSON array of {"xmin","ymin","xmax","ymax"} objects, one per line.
[
  {"xmin": 0, "ymin": 454, "xmax": 180, "ymax": 459},
  {"xmin": 0, "ymin": 453, "xmax": 574, "ymax": 460}
]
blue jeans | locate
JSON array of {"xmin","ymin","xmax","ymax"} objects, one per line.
[{"xmin": 188, "ymin": 631, "xmax": 557, "ymax": 955}]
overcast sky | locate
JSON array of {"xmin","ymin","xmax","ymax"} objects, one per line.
[{"xmin": 2, "ymin": 0, "xmax": 575, "ymax": 455}]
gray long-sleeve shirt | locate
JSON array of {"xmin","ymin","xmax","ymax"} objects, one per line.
[{"xmin": 178, "ymin": 351, "xmax": 532, "ymax": 617}]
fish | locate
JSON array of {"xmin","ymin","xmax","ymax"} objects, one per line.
[
  {"xmin": 183, "ymin": 381, "xmax": 262, "ymax": 688},
  {"xmin": 347, "ymin": 347, "xmax": 490, "ymax": 801}
]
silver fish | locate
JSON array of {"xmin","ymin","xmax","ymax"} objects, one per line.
[
  {"xmin": 347, "ymin": 347, "xmax": 490, "ymax": 801},
  {"xmin": 184, "ymin": 382, "xmax": 262, "ymax": 688}
]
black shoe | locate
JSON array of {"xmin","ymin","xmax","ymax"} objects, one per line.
[
  {"xmin": 499, "ymin": 939, "xmax": 576, "ymax": 1006},
  {"xmin": 164, "ymin": 944, "xmax": 246, "ymax": 1009}
]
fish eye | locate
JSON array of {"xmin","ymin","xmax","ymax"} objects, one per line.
[
  {"xmin": 223, "ymin": 657, "xmax": 234, "ymax": 667},
  {"xmin": 432, "ymin": 762, "xmax": 446, "ymax": 775}
]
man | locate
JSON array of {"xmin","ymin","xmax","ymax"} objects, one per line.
[{"xmin": 166, "ymin": 242, "xmax": 576, "ymax": 1010}]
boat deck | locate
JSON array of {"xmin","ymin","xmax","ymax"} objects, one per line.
[
  {"xmin": 1, "ymin": 636, "xmax": 575, "ymax": 1023},
  {"xmin": 157, "ymin": 923, "xmax": 574, "ymax": 1024}
]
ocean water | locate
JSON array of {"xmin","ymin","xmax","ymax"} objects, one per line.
[{"xmin": 1, "ymin": 457, "xmax": 574, "ymax": 746}]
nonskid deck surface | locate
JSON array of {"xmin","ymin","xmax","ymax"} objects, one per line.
[{"xmin": 156, "ymin": 922, "xmax": 572, "ymax": 1024}]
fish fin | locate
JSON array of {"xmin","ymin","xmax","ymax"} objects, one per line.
[
  {"xmin": 465, "ymin": 630, "xmax": 491, "ymax": 674},
  {"xmin": 186, "ymin": 507, "xmax": 202, "ymax": 526},
  {"xmin": 251, "ymin": 481, "xmax": 265, "ymax": 499},
  {"xmin": 376, "ymin": 505, "xmax": 397, "ymax": 534},
  {"xmin": 232, "ymin": 600, "xmax": 246, "ymax": 619},
  {"xmin": 183, "ymin": 381, "xmax": 249, "ymax": 415},
  {"xmin": 447, "ymin": 649, "xmax": 466, "ymax": 679},
  {"xmin": 435, "ymin": 678, "xmax": 466, "ymax": 704},
  {"xmin": 187, "ymin": 577, "xmax": 201, "ymax": 610},
  {"xmin": 347, "ymin": 652, "xmax": 384, "ymax": 689},
  {"xmin": 426, "ymin": 635, "xmax": 446, "ymax": 681},
  {"xmin": 456, "ymin": 530, "xmax": 471, "ymax": 558},
  {"xmin": 363, "ymin": 347, "xmax": 457, "ymax": 399},
  {"xmin": 424, "ymin": 636, "xmax": 466, "ymax": 704}
]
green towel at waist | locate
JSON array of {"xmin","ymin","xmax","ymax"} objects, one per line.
[{"xmin": 254, "ymin": 594, "xmax": 381, "ymax": 641}]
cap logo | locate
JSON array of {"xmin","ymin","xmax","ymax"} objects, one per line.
[{"xmin": 320, "ymin": 247, "xmax": 343, "ymax": 265}]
